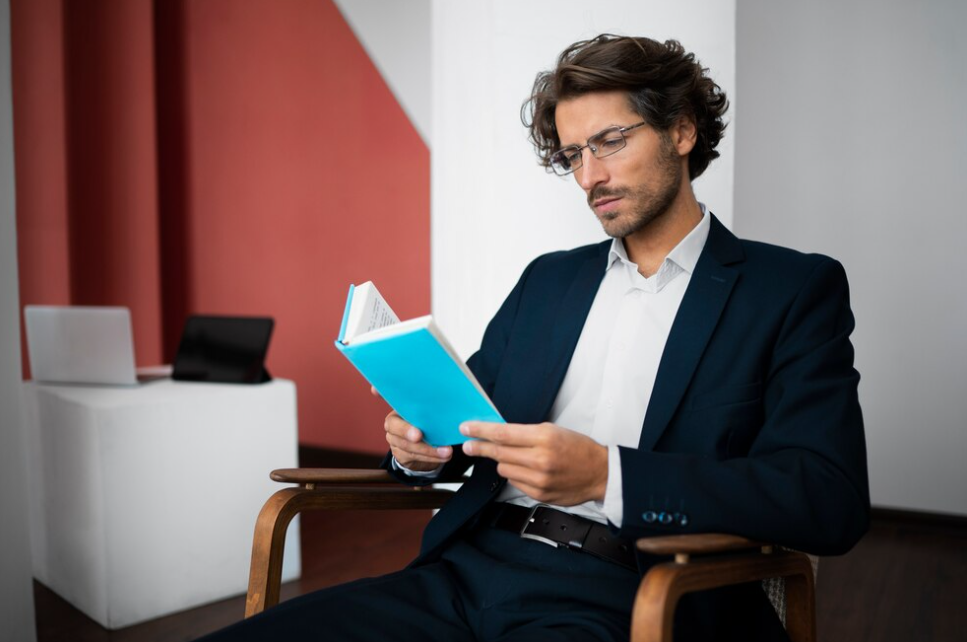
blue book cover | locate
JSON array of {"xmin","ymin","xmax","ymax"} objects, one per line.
[{"xmin": 335, "ymin": 283, "xmax": 504, "ymax": 447}]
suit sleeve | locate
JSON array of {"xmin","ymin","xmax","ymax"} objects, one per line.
[{"xmin": 616, "ymin": 258, "xmax": 870, "ymax": 555}]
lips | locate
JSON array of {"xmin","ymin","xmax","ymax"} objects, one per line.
[
  {"xmin": 593, "ymin": 196, "xmax": 622, "ymax": 213},
  {"xmin": 589, "ymin": 186, "xmax": 625, "ymax": 212}
]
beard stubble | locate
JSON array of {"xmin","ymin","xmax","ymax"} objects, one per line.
[{"xmin": 589, "ymin": 134, "xmax": 683, "ymax": 239}]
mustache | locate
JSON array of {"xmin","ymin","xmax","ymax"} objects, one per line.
[{"xmin": 588, "ymin": 186, "xmax": 628, "ymax": 207}]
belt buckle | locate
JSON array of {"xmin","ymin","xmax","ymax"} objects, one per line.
[{"xmin": 519, "ymin": 504, "xmax": 565, "ymax": 549}]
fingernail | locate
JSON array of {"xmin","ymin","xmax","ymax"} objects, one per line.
[
  {"xmin": 459, "ymin": 423, "xmax": 470, "ymax": 436},
  {"xmin": 437, "ymin": 446, "xmax": 451, "ymax": 458},
  {"xmin": 462, "ymin": 441, "xmax": 474, "ymax": 455}
]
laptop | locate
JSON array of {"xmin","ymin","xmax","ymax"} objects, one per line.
[
  {"xmin": 24, "ymin": 306, "xmax": 168, "ymax": 386},
  {"xmin": 171, "ymin": 315, "xmax": 274, "ymax": 384}
]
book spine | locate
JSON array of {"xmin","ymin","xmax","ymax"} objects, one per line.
[{"xmin": 336, "ymin": 284, "xmax": 355, "ymax": 343}]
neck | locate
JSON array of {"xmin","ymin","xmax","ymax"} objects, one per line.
[{"xmin": 622, "ymin": 187, "xmax": 703, "ymax": 277}]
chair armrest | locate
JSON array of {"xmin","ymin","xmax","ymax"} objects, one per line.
[
  {"xmin": 270, "ymin": 468, "xmax": 397, "ymax": 485},
  {"xmin": 636, "ymin": 533, "xmax": 767, "ymax": 560},
  {"xmin": 631, "ymin": 534, "xmax": 816, "ymax": 642},
  {"xmin": 246, "ymin": 468, "xmax": 456, "ymax": 618}
]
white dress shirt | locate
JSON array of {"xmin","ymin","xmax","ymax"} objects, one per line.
[{"xmin": 397, "ymin": 206, "xmax": 711, "ymax": 528}]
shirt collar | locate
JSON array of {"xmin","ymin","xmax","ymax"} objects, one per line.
[
  {"xmin": 606, "ymin": 203, "xmax": 710, "ymax": 273},
  {"xmin": 605, "ymin": 203, "xmax": 711, "ymax": 292}
]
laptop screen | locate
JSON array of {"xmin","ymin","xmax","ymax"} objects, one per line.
[{"xmin": 24, "ymin": 306, "xmax": 140, "ymax": 385}]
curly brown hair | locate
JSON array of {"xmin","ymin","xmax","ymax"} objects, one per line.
[{"xmin": 522, "ymin": 34, "xmax": 728, "ymax": 180}]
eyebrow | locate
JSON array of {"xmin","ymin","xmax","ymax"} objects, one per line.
[{"xmin": 558, "ymin": 124, "xmax": 622, "ymax": 149}]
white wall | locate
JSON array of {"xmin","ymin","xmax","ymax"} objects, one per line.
[
  {"xmin": 735, "ymin": 0, "xmax": 967, "ymax": 515},
  {"xmin": 0, "ymin": 0, "xmax": 38, "ymax": 638},
  {"xmin": 432, "ymin": 0, "xmax": 736, "ymax": 358}
]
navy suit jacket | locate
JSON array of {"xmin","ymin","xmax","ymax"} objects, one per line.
[{"xmin": 385, "ymin": 214, "xmax": 870, "ymax": 638}]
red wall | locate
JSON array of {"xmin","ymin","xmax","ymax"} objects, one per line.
[
  {"xmin": 63, "ymin": 0, "xmax": 165, "ymax": 362},
  {"xmin": 13, "ymin": 0, "xmax": 430, "ymax": 453},
  {"xmin": 11, "ymin": 0, "xmax": 73, "ymax": 366}
]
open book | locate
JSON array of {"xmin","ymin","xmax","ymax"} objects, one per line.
[{"xmin": 335, "ymin": 282, "xmax": 504, "ymax": 447}]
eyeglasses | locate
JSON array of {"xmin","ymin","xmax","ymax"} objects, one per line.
[{"xmin": 549, "ymin": 121, "xmax": 647, "ymax": 176}]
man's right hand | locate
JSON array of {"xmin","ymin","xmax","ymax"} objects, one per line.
[{"xmin": 374, "ymin": 386, "xmax": 453, "ymax": 472}]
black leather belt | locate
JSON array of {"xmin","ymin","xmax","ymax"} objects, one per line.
[{"xmin": 483, "ymin": 503, "xmax": 637, "ymax": 571}]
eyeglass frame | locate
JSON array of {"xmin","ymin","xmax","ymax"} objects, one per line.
[{"xmin": 549, "ymin": 121, "xmax": 648, "ymax": 176}]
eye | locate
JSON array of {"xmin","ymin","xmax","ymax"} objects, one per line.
[
  {"xmin": 553, "ymin": 147, "xmax": 581, "ymax": 168},
  {"xmin": 598, "ymin": 134, "xmax": 624, "ymax": 149},
  {"xmin": 587, "ymin": 130, "xmax": 626, "ymax": 158}
]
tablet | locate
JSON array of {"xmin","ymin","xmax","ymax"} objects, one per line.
[{"xmin": 172, "ymin": 315, "xmax": 274, "ymax": 384}]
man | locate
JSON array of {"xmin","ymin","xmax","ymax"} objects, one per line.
[{"xmin": 204, "ymin": 34, "xmax": 869, "ymax": 641}]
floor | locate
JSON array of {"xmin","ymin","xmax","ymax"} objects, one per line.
[
  {"xmin": 814, "ymin": 512, "xmax": 966, "ymax": 642},
  {"xmin": 34, "ymin": 509, "xmax": 966, "ymax": 642}
]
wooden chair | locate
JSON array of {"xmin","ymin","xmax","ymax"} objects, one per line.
[{"xmin": 245, "ymin": 468, "xmax": 817, "ymax": 642}]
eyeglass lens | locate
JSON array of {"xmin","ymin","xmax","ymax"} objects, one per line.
[{"xmin": 551, "ymin": 126, "xmax": 627, "ymax": 175}]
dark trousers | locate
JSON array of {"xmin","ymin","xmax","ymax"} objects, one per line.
[{"xmin": 198, "ymin": 525, "xmax": 641, "ymax": 641}]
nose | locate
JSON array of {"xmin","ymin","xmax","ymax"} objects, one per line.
[{"xmin": 575, "ymin": 148, "xmax": 608, "ymax": 192}]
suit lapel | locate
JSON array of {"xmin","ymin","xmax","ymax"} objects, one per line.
[
  {"xmin": 638, "ymin": 215, "xmax": 744, "ymax": 450},
  {"xmin": 533, "ymin": 244, "xmax": 609, "ymax": 422}
]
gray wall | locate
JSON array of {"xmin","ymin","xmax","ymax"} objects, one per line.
[
  {"xmin": 0, "ymin": 0, "xmax": 38, "ymax": 638},
  {"xmin": 736, "ymin": 0, "xmax": 967, "ymax": 515}
]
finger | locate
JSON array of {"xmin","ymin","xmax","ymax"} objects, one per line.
[
  {"xmin": 386, "ymin": 432, "xmax": 452, "ymax": 461},
  {"xmin": 390, "ymin": 446, "xmax": 452, "ymax": 468},
  {"xmin": 506, "ymin": 480, "xmax": 554, "ymax": 504},
  {"xmin": 371, "ymin": 385, "xmax": 382, "ymax": 398},
  {"xmin": 392, "ymin": 448, "xmax": 452, "ymax": 465},
  {"xmin": 496, "ymin": 462, "xmax": 546, "ymax": 488},
  {"xmin": 460, "ymin": 421, "xmax": 540, "ymax": 446},
  {"xmin": 461, "ymin": 439, "xmax": 533, "ymax": 466},
  {"xmin": 386, "ymin": 428, "xmax": 452, "ymax": 457},
  {"xmin": 384, "ymin": 412, "xmax": 425, "ymax": 443}
]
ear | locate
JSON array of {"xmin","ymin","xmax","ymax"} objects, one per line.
[{"xmin": 670, "ymin": 116, "xmax": 697, "ymax": 156}]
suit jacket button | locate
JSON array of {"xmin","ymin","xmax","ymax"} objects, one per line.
[
  {"xmin": 490, "ymin": 480, "xmax": 500, "ymax": 492},
  {"xmin": 642, "ymin": 511, "xmax": 657, "ymax": 523},
  {"xmin": 659, "ymin": 512, "xmax": 673, "ymax": 525}
]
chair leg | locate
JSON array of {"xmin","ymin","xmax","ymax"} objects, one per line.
[
  {"xmin": 783, "ymin": 569, "xmax": 816, "ymax": 642},
  {"xmin": 630, "ymin": 551, "xmax": 816, "ymax": 642},
  {"xmin": 244, "ymin": 485, "xmax": 454, "ymax": 618},
  {"xmin": 245, "ymin": 488, "xmax": 305, "ymax": 617},
  {"xmin": 630, "ymin": 564, "xmax": 679, "ymax": 642}
]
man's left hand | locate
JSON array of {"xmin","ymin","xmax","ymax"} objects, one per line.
[{"xmin": 460, "ymin": 421, "xmax": 608, "ymax": 506}]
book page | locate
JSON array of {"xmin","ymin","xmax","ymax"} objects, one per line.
[
  {"xmin": 350, "ymin": 315, "xmax": 431, "ymax": 345},
  {"xmin": 344, "ymin": 281, "xmax": 400, "ymax": 344}
]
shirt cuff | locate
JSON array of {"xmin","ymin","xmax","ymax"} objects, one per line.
[
  {"xmin": 391, "ymin": 456, "xmax": 444, "ymax": 478},
  {"xmin": 603, "ymin": 445, "xmax": 624, "ymax": 527}
]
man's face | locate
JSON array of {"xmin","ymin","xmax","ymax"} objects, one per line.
[{"xmin": 554, "ymin": 91, "xmax": 684, "ymax": 239}]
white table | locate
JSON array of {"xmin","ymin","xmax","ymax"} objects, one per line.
[{"xmin": 22, "ymin": 378, "xmax": 301, "ymax": 629}]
